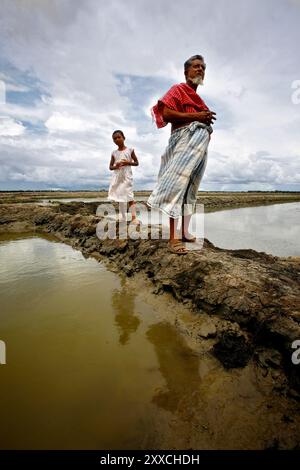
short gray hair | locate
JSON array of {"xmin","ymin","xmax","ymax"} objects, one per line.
[{"xmin": 184, "ymin": 55, "xmax": 204, "ymax": 72}]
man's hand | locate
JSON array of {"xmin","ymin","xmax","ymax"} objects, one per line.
[
  {"xmin": 195, "ymin": 110, "xmax": 216, "ymax": 126},
  {"xmin": 161, "ymin": 104, "xmax": 216, "ymax": 127}
]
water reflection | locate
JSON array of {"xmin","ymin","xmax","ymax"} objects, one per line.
[
  {"xmin": 1, "ymin": 234, "xmax": 298, "ymax": 449},
  {"xmin": 146, "ymin": 323, "xmax": 201, "ymax": 417},
  {"xmin": 0, "ymin": 235, "xmax": 175, "ymax": 448},
  {"xmin": 112, "ymin": 277, "xmax": 140, "ymax": 345}
]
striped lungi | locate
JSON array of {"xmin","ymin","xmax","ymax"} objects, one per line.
[{"xmin": 147, "ymin": 121, "xmax": 212, "ymax": 218}]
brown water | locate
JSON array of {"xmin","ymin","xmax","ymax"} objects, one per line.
[{"xmin": 0, "ymin": 234, "xmax": 299, "ymax": 450}]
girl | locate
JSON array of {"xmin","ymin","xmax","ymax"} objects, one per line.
[{"xmin": 108, "ymin": 130, "xmax": 139, "ymax": 223}]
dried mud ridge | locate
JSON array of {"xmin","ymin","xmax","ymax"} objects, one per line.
[{"xmin": 1, "ymin": 202, "xmax": 300, "ymax": 396}]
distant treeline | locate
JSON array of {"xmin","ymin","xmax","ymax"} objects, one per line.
[{"xmin": 1, "ymin": 189, "xmax": 300, "ymax": 194}]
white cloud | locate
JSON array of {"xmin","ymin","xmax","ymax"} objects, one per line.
[
  {"xmin": 0, "ymin": 116, "xmax": 26, "ymax": 136},
  {"xmin": 45, "ymin": 112, "xmax": 100, "ymax": 133},
  {"xmin": 0, "ymin": 0, "xmax": 299, "ymax": 189}
]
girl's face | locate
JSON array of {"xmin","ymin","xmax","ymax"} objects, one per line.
[{"xmin": 112, "ymin": 132, "xmax": 125, "ymax": 147}]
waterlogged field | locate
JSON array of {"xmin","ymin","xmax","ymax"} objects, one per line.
[{"xmin": 0, "ymin": 234, "xmax": 300, "ymax": 449}]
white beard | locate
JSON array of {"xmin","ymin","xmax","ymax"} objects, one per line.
[{"xmin": 191, "ymin": 76, "xmax": 204, "ymax": 86}]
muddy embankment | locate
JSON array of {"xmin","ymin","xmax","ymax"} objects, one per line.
[{"xmin": 1, "ymin": 201, "xmax": 300, "ymax": 397}]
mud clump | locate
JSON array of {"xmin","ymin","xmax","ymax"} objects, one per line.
[{"xmin": 212, "ymin": 331, "xmax": 254, "ymax": 368}]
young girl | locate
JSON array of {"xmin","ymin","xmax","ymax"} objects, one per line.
[{"xmin": 108, "ymin": 130, "xmax": 139, "ymax": 223}]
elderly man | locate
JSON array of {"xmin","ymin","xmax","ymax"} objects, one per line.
[{"xmin": 147, "ymin": 55, "xmax": 216, "ymax": 254}]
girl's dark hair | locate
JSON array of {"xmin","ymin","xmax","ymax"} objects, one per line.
[{"xmin": 112, "ymin": 130, "xmax": 125, "ymax": 139}]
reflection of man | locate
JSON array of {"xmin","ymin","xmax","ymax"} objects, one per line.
[
  {"xmin": 111, "ymin": 280, "xmax": 140, "ymax": 346},
  {"xmin": 146, "ymin": 323, "xmax": 200, "ymax": 413},
  {"xmin": 147, "ymin": 55, "xmax": 216, "ymax": 254}
]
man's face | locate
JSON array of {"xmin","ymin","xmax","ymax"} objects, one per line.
[{"xmin": 186, "ymin": 59, "xmax": 206, "ymax": 85}]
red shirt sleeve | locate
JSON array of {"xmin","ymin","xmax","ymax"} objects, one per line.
[
  {"xmin": 151, "ymin": 83, "xmax": 209, "ymax": 129},
  {"xmin": 151, "ymin": 85, "xmax": 184, "ymax": 128}
]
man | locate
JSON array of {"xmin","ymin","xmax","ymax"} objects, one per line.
[{"xmin": 147, "ymin": 55, "xmax": 216, "ymax": 254}]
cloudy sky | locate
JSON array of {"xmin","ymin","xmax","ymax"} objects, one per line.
[{"xmin": 0, "ymin": 0, "xmax": 299, "ymax": 191}]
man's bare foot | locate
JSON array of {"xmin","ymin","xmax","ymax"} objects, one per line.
[{"xmin": 168, "ymin": 239, "xmax": 188, "ymax": 255}]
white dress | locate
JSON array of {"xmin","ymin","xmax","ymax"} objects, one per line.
[{"xmin": 108, "ymin": 147, "xmax": 134, "ymax": 202}]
